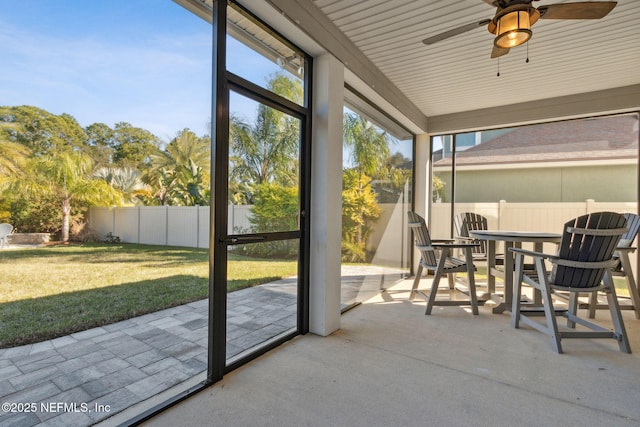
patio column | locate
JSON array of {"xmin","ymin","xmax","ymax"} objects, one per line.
[
  {"xmin": 413, "ymin": 133, "xmax": 430, "ymax": 270},
  {"xmin": 414, "ymin": 133, "xmax": 430, "ymax": 218},
  {"xmin": 309, "ymin": 53, "xmax": 343, "ymax": 336}
]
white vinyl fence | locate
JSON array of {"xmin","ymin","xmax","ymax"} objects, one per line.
[
  {"xmin": 89, "ymin": 205, "xmax": 252, "ymax": 249},
  {"xmin": 90, "ymin": 200, "xmax": 637, "ymax": 276},
  {"xmin": 430, "ymin": 200, "xmax": 636, "ymax": 238},
  {"xmin": 90, "ymin": 204, "xmax": 405, "ymax": 251},
  {"xmin": 90, "ymin": 200, "xmax": 636, "ymax": 246},
  {"xmin": 430, "ymin": 200, "xmax": 637, "ymax": 278}
]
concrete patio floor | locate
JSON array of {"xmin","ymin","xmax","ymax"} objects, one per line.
[{"xmin": 139, "ymin": 280, "xmax": 640, "ymax": 427}]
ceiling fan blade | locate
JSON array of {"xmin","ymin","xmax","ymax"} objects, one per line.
[
  {"xmin": 538, "ymin": 1, "xmax": 617, "ymax": 20},
  {"xmin": 482, "ymin": 0, "xmax": 514, "ymax": 7},
  {"xmin": 422, "ymin": 19, "xmax": 491, "ymax": 45},
  {"xmin": 491, "ymin": 45, "xmax": 510, "ymax": 58}
]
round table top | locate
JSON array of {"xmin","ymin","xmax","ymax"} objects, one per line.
[{"xmin": 468, "ymin": 230, "xmax": 562, "ymax": 242}]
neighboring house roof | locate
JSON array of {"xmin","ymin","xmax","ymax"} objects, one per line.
[{"xmin": 435, "ymin": 115, "xmax": 638, "ymax": 167}]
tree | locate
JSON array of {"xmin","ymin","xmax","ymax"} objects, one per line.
[
  {"xmin": 0, "ymin": 139, "xmax": 31, "ymax": 222},
  {"xmin": 341, "ymin": 112, "xmax": 391, "ymax": 261},
  {"xmin": 0, "ymin": 105, "xmax": 87, "ymax": 155},
  {"xmin": 432, "ymin": 175, "xmax": 446, "ymax": 202},
  {"xmin": 94, "ymin": 166, "xmax": 151, "ymax": 205},
  {"xmin": 148, "ymin": 129, "xmax": 210, "ymax": 182},
  {"xmin": 111, "ymin": 122, "xmax": 160, "ymax": 169},
  {"xmin": 341, "ymin": 169, "xmax": 381, "ymax": 262},
  {"xmin": 85, "ymin": 122, "xmax": 116, "ymax": 167},
  {"xmin": 167, "ymin": 159, "xmax": 209, "ymax": 206},
  {"xmin": 343, "ymin": 112, "xmax": 391, "ymax": 179},
  {"xmin": 228, "ymin": 73, "xmax": 302, "ymax": 199},
  {"xmin": 374, "ymin": 152, "xmax": 412, "ymax": 203},
  {"xmin": 146, "ymin": 129, "xmax": 211, "ymax": 206},
  {"xmin": 12, "ymin": 150, "xmax": 122, "ymax": 241},
  {"xmin": 0, "ymin": 140, "xmax": 30, "ymax": 180}
]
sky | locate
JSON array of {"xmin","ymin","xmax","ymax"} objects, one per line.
[
  {"xmin": 0, "ymin": 0, "xmax": 217, "ymax": 142},
  {"xmin": 0, "ymin": 1, "xmax": 410, "ymax": 161}
]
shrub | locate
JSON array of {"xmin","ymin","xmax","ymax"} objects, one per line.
[
  {"xmin": 104, "ymin": 232, "xmax": 121, "ymax": 243},
  {"xmin": 242, "ymin": 183, "xmax": 299, "ymax": 258},
  {"xmin": 341, "ymin": 169, "xmax": 381, "ymax": 263}
]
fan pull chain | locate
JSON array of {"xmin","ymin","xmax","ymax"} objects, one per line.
[
  {"xmin": 526, "ymin": 42, "xmax": 530, "ymax": 63},
  {"xmin": 497, "ymin": 58, "xmax": 500, "ymax": 77}
]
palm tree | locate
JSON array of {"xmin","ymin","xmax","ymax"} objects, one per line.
[
  {"xmin": 228, "ymin": 73, "xmax": 302, "ymax": 197},
  {"xmin": 146, "ymin": 129, "xmax": 211, "ymax": 205},
  {"xmin": 148, "ymin": 129, "xmax": 210, "ymax": 176},
  {"xmin": 0, "ymin": 140, "xmax": 30, "ymax": 182},
  {"xmin": 229, "ymin": 110, "xmax": 299, "ymax": 188},
  {"xmin": 94, "ymin": 166, "xmax": 151, "ymax": 205},
  {"xmin": 343, "ymin": 112, "xmax": 391, "ymax": 179},
  {"xmin": 171, "ymin": 159, "xmax": 209, "ymax": 206},
  {"xmin": 14, "ymin": 150, "xmax": 121, "ymax": 242},
  {"xmin": 341, "ymin": 113, "xmax": 392, "ymax": 261}
]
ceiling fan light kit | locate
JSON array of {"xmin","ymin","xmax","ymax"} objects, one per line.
[{"xmin": 493, "ymin": 8, "xmax": 533, "ymax": 48}]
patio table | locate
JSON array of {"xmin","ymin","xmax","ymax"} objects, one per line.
[{"xmin": 468, "ymin": 230, "xmax": 562, "ymax": 314}]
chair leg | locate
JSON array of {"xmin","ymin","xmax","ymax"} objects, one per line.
[
  {"xmin": 620, "ymin": 252, "xmax": 640, "ymax": 320},
  {"xmin": 425, "ymin": 273, "xmax": 442, "ymax": 315},
  {"xmin": 464, "ymin": 247, "xmax": 479, "ymax": 315},
  {"xmin": 540, "ymin": 278, "xmax": 563, "ymax": 354},
  {"xmin": 531, "ymin": 257, "xmax": 562, "ymax": 353},
  {"xmin": 447, "ymin": 273, "xmax": 455, "ymax": 290},
  {"xmin": 603, "ymin": 272, "xmax": 631, "ymax": 353},
  {"xmin": 587, "ymin": 291, "xmax": 598, "ymax": 319},
  {"xmin": 511, "ymin": 253, "xmax": 524, "ymax": 328},
  {"xmin": 410, "ymin": 264, "xmax": 423, "ymax": 300},
  {"xmin": 567, "ymin": 292, "xmax": 579, "ymax": 328},
  {"xmin": 426, "ymin": 250, "xmax": 448, "ymax": 315},
  {"xmin": 625, "ymin": 273, "xmax": 640, "ymax": 320}
]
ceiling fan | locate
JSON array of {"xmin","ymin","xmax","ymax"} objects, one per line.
[{"xmin": 422, "ymin": 1, "xmax": 617, "ymax": 58}]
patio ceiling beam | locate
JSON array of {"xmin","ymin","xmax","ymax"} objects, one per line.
[{"xmin": 428, "ymin": 84, "xmax": 640, "ymax": 134}]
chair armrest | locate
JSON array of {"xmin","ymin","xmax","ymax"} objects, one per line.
[
  {"xmin": 509, "ymin": 247, "xmax": 556, "ymax": 261},
  {"xmin": 615, "ymin": 246, "xmax": 636, "ymax": 254},
  {"xmin": 433, "ymin": 242, "xmax": 480, "ymax": 249},
  {"xmin": 551, "ymin": 258, "xmax": 616, "ymax": 269}
]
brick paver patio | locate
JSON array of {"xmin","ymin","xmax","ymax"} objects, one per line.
[{"xmin": 0, "ymin": 265, "xmax": 402, "ymax": 426}]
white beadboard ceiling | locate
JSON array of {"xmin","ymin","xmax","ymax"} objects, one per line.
[
  {"xmin": 179, "ymin": 0, "xmax": 640, "ymax": 131},
  {"xmin": 309, "ymin": 0, "xmax": 640, "ymax": 119}
]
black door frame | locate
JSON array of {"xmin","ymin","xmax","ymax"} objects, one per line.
[
  {"xmin": 209, "ymin": 0, "xmax": 312, "ymax": 381},
  {"xmin": 126, "ymin": 1, "xmax": 312, "ymax": 423}
]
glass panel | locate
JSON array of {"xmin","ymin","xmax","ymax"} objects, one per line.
[
  {"xmin": 454, "ymin": 114, "xmax": 638, "ymax": 215},
  {"xmin": 226, "ymin": 5, "xmax": 304, "ymax": 106},
  {"xmin": 452, "ymin": 114, "xmax": 639, "ymax": 292},
  {"xmin": 0, "ymin": 1, "xmax": 211, "ymax": 424},
  {"xmin": 431, "ymin": 134, "xmax": 453, "ymax": 240},
  {"xmin": 226, "ymin": 241, "xmax": 298, "ymax": 362},
  {"xmin": 340, "ymin": 106, "xmax": 413, "ymax": 309},
  {"xmin": 228, "ymin": 91, "xmax": 301, "ymax": 234}
]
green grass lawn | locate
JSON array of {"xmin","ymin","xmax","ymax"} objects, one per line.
[{"xmin": 0, "ymin": 243, "xmax": 297, "ymax": 348}]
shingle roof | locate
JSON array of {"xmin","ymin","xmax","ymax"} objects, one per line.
[{"xmin": 435, "ymin": 115, "xmax": 638, "ymax": 167}]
